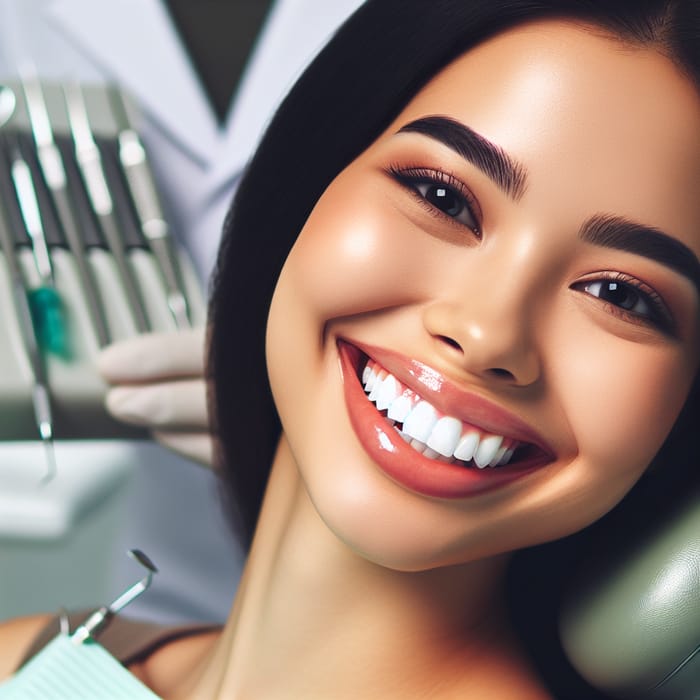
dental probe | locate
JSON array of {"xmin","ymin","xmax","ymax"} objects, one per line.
[
  {"xmin": 108, "ymin": 87, "xmax": 191, "ymax": 328},
  {"xmin": 64, "ymin": 81, "xmax": 150, "ymax": 334},
  {"xmin": 71, "ymin": 549, "xmax": 158, "ymax": 645},
  {"xmin": 0, "ymin": 138, "xmax": 57, "ymax": 481},
  {"xmin": 21, "ymin": 71, "xmax": 111, "ymax": 346}
]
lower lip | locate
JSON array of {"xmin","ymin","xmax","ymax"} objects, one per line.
[{"xmin": 338, "ymin": 341, "xmax": 549, "ymax": 499}]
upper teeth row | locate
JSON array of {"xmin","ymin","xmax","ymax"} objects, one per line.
[{"xmin": 363, "ymin": 360, "xmax": 516, "ymax": 468}]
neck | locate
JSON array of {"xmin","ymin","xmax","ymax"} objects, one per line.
[{"xmin": 180, "ymin": 437, "xmax": 534, "ymax": 700}]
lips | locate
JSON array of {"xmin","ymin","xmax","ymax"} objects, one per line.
[{"xmin": 338, "ymin": 339, "xmax": 553, "ymax": 499}]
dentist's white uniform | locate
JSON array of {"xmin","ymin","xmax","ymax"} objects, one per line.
[{"xmin": 0, "ymin": 0, "xmax": 365, "ymax": 622}]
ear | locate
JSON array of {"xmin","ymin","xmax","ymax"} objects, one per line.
[{"xmin": 559, "ymin": 493, "xmax": 700, "ymax": 699}]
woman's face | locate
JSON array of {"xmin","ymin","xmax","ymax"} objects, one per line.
[{"xmin": 266, "ymin": 20, "xmax": 700, "ymax": 570}]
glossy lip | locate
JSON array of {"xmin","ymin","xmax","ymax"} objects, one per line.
[{"xmin": 338, "ymin": 339, "xmax": 554, "ymax": 499}]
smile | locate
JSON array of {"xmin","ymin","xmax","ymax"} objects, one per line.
[
  {"xmin": 363, "ymin": 359, "xmax": 519, "ymax": 468},
  {"xmin": 338, "ymin": 339, "xmax": 553, "ymax": 499}
]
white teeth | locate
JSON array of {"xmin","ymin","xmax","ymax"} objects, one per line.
[
  {"xmin": 498, "ymin": 447, "xmax": 515, "ymax": 466},
  {"xmin": 453, "ymin": 431, "xmax": 479, "ymax": 462},
  {"xmin": 489, "ymin": 444, "xmax": 509, "ymax": 467},
  {"xmin": 363, "ymin": 364, "xmax": 378, "ymax": 392},
  {"xmin": 365, "ymin": 362, "xmax": 522, "ymax": 469},
  {"xmin": 387, "ymin": 394, "xmax": 413, "ymax": 422},
  {"xmin": 376, "ymin": 375, "xmax": 400, "ymax": 411},
  {"xmin": 427, "ymin": 416, "xmax": 463, "ymax": 457},
  {"xmin": 396, "ymin": 428, "xmax": 412, "ymax": 443},
  {"xmin": 474, "ymin": 435, "xmax": 503, "ymax": 469},
  {"xmin": 402, "ymin": 401, "xmax": 438, "ymax": 443},
  {"xmin": 410, "ymin": 438, "xmax": 428, "ymax": 453},
  {"xmin": 367, "ymin": 370, "xmax": 387, "ymax": 401}
]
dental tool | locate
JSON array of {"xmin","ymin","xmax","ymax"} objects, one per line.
[
  {"xmin": 1, "ymin": 233, "xmax": 58, "ymax": 480},
  {"xmin": 108, "ymin": 87, "xmax": 191, "ymax": 328},
  {"xmin": 71, "ymin": 549, "xmax": 158, "ymax": 644},
  {"xmin": 21, "ymin": 71, "xmax": 112, "ymax": 346},
  {"xmin": 0, "ymin": 88, "xmax": 57, "ymax": 480},
  {"xmin": 64, "ymin": 81, "xmax": 150, "ymax": 334},
  {"xmin": 7, "ymin": 132, "xmax": 70, "ymax": 359},
  {"xmin": 0, "ymin": 551, "xmax": 160, "ymax": 699}
]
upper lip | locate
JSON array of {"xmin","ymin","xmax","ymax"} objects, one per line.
[{"xmin": 341, "ymin": 338, "xmax": 554, "ymax": 457}]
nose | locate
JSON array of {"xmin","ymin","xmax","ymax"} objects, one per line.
[{"xmin": 422, "ymin": 276, "xmax": 543, "ymax": 387}]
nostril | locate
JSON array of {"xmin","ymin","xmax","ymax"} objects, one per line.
[
  {"xmin": 437, "ymin": 335, "xmax": 463, "ymax": 353},
  {"xmin": 488, "ymin": 367, "xmax": 515, "ymax": 380}
]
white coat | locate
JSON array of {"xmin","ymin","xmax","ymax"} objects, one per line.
[{"xmin": 0, "ymin": 0, "xmax": 365, "ymax": 623}]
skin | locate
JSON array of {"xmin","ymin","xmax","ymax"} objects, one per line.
[
  {"xmin": 2, "ymin": 19, "xmax": 700, "ymax": 700},
  {"xmin": 264, "ymin": 20, "xmax": 700, "ymax": 574}
]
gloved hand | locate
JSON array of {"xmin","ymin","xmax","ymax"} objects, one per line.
[{"xmin": 97, "ymin": 327, "xmax": 213, "ymax": 466}]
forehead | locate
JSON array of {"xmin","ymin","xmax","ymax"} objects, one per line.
[{"xmin": 380, "ymin": 20, "xmax": 700, "ymax": 253}]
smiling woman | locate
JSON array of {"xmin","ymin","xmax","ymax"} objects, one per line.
[
  {"xmin": 207, "ymin": 2, "xmax": 700, "ymax": 697},
  {"xmin": 4, "ymin": 0, "xmax": 700, "ymax": 698}
]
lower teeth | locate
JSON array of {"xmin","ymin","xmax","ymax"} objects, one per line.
[{"xmin": 391, "ymin": 423, "xmax": 499, "ymax": 469}]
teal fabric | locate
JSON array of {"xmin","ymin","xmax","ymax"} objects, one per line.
[{"xmin": 0, "ymin": 634, "xmax": 161, "ymax": 699}]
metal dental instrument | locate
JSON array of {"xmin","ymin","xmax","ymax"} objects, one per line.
[
  {"xmin": 108, "ymin": 87, "xmax": 191, "ymax": 328},
  {"xmin": 64, "ymin": 81, "xmax": 150, "ymax": 333},
  {"xmin": 21, "ymin": 72, "xmax": 111, "ymax": 346},
  {"xmin": 9, "ymin": 134, "xmax": 53, "ymax": 286},
  {"xmin": 7, "ymin": 131, "xmax": 72, "ymax": 361},
  {"xmin": 0, "ymin": 85, "xmax": 57, "ymax": 481},
  {"xmin": 71, "ymin": 549, "xmax": 158, "ymax": 645}
]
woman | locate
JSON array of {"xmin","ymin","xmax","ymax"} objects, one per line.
[{"xmin": 3, "ymin": 1, "xmax": 700, "ymax": 697}]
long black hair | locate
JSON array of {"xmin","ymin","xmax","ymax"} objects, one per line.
[{"xmin": 209, "ymin": 0, "xmax": 700, "ymax": 544}]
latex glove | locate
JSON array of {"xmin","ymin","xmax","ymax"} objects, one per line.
[{"xmin": 97, "ymin": 327, "xmax": 213, "ymax": 466}]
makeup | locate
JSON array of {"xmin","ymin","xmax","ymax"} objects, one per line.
[{"xmin": 338, "ymin": 339, "xmax": 552, "ymax": 498}]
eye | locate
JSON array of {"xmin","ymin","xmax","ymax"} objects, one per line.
[
  {"xmin": 584, "ymin": 279, "xmax": 650, "ymax": 314},
  {"xmin": 387, "ymin": 166, "xmax": 480, "ymax": 233},
  {"xmin": 572, "ymin": 273, "xmax": 675, "ymax": 335},
  {"xmin": 413, "ymin": 181, "xmax": 473, "ymax": 224}
]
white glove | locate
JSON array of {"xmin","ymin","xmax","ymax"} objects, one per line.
[{"xmin": 97, "ymin": 327, "xmax": 213, "ymax": 466}]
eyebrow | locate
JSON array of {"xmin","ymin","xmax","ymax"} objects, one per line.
[
  {"xmin": 398, "ymin": 117, "xmax": 700, "ymax": 295},
  {"xmin": 397, "ymin": 116, "xmax": 528, "ymax": 201},
  {"xmin": 580, "ymin": 214, "xmax": 700, "ymax": 295}
]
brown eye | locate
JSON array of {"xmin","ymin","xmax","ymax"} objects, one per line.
[
  {"xmin": 388, "ymin": 166, "xmax": 481, "ymax": 233},
  {"xmin": 417, "ymin": 182, "xmax": 466, "ymax": 219},
  {"xmin": 586, "ymin": 280, "xmax": 648, "ymax": 313},
  {"xmin": 571, "ymin": 275, "xmax": 675, "ymax": 335},
  {"xmin": 411, "ymin": 180, "xmax": 478, "ymax": 230},
  {"xmin": 586, "ymin": 280, "xmax": 650, "ymax": 315}
]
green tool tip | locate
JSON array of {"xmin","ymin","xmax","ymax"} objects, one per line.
[{"xmin": 27, "ymin": 286, "xmax": 70, "ymax": 358}]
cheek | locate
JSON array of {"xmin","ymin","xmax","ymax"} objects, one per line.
[
  {"xmin": 554, "ymin": 324, "xmax": 695, "ymax": 484},
  {"xmin": 278, "ymin": 175, "xmax": 438, "ymax": 320}
]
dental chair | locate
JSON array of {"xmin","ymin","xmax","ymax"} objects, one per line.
[
  {"xmin": 510, "ymin": 453, "xmax": 699, "ymax": 700},
  {"xmin": 560, "ymin": 492, "xmax": 699, "ymax": 699}
]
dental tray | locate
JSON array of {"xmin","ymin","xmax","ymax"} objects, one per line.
[{"xmin": 0, "ymin": 81, "xmax": 206, "ymax": 440}]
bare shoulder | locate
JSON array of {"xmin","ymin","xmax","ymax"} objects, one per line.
[{"xmin": 0, "ymin": 613, "xmax": 53, "ymax": 680}]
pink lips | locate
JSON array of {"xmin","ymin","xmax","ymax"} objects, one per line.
[{"xmin": 338, "ymin": 339, "xmax": 553, "ymax": 499}]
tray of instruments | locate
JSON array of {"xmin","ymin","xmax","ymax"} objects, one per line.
[{"xmin": 0, "ymin": 80, "xmax": 205, "ymax": 441}]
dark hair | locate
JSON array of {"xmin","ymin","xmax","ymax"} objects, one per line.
[{"xmin": 209, "ymin": 0, "xmax": 700, "ymax": 544}]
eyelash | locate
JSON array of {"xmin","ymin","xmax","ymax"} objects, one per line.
[
  {"xmin": 571, "ymin": 271, "xmax": 676, "ymax": 335},
  {"xmin": 385, "ymin": 165, "xmax": 481, "ymax": 235}
]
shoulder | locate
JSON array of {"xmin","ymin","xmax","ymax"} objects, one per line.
[
  {"xmin": 132, "ymin": 627, "xmax": 221, "ymax": 696},
  {"xmin": 0, "ymin": 613, "xmax": 54, "ymax": 680}
]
